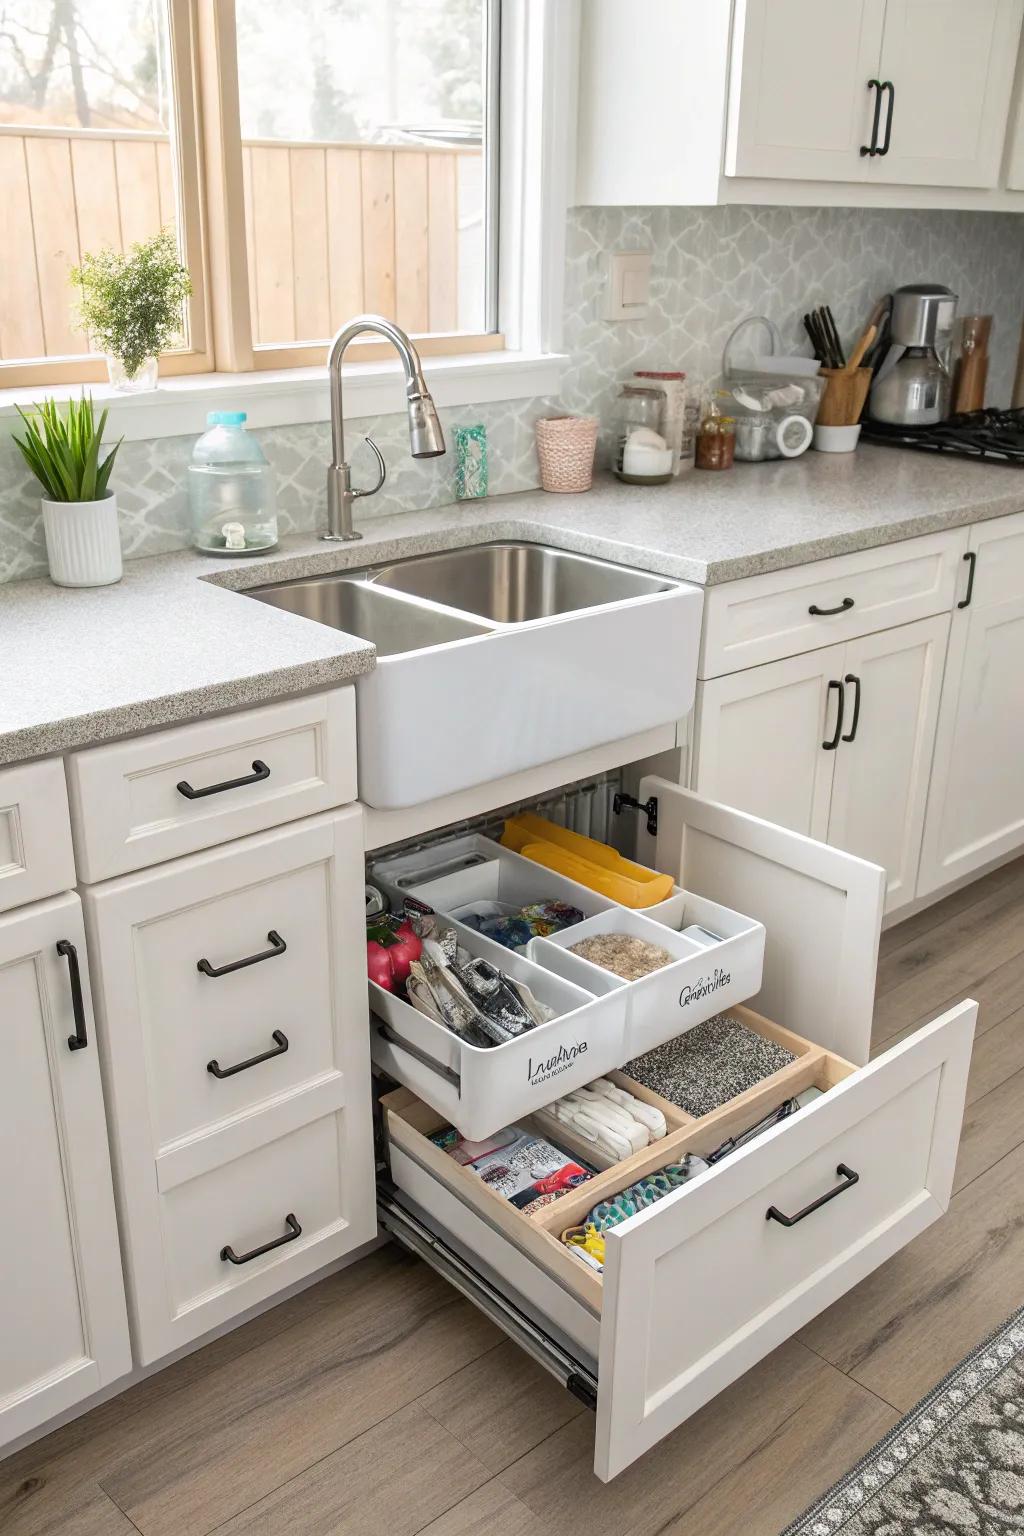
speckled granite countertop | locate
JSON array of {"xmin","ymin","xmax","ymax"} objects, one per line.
[{"xmin": 3, "ymin": 444, "xmax": 1021, "ymax": 765}]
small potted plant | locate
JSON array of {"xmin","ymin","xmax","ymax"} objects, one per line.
[
  {"xmin": 13, "ymin": 396, "xmax": 123, "ymax": 587},
  {"xmin": 70, "ymin": 227, "xmax": 192, "ymax": 392}
]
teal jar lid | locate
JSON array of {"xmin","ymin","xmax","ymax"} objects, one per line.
[{"xmin": 206, "ymin": 410, "xmax": 247, "ymax": 425}]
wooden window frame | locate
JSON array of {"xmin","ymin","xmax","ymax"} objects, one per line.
[
  {"xmin": 197, "ymin": 0, "xmax": 504, "ymax": 372},
  {"xmin": 0, "ymin": 0, "xmax": 213, "ymax": 389},
  {"xmin": 0, "ymin": 0, "xmax": 576, "ymax": 397}
]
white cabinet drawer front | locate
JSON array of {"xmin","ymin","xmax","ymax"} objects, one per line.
[
  {"xmin": 84, "ymin": 810, "xmax": 377, "ymax": 1360},
  {"xmin": 596, "ymin": 1001, "xmax": 974, "ymax": 1478},
  {"xmin": 0, "ymin": 759, "xmax": 75, "ymax": 914},
  {"xmin": 137, "ymin": 860, "xmax": 337, "ymax": 1149},
  {"xmin": 147, "ymin": 1112, "xmax": 354, "ymax": 1364},
  {"xmin": 700, "ymin": 531, "xmax": 967, "ymax": 678},
  {"xmin": 68, "ymin": 689, "xmax": 356, "ymax": 880},
  {"xmin": 85, "ymin": 810, "xmax": 367, "ymax": 1158}
]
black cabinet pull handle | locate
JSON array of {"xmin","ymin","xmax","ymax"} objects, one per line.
[
  {"xmin": 176, "ymin": 760, "xmax": 270, "ymax": 800},
  {"xmin": 767, "ymin": 1164, "xmax": 859, "ymax": 1227},
  {"xmin": 197, "ymin": 930, "xmax": 287, "ymax": 978},
  {"xmin": 860, "ymin": 78, "xmax": 883, "ymax": 155},
  {"xmin": 207, "ymin": 1030, "xmax": 289, "ymax": 1079},
  {"xmin": 841, "ymin": 673, "xmax": 862, "ymax": 742},
  {"xmin": 221, "ymin": 1213, "xmax": 301, "ymax": 1265},
  {"xmin": 56, "ymin": 939, "xmax": 89, "ymax": 1051},
  {"xmin": 958, "ymin": 549, "xmax": 977, "ymax": 609},
  {"xmin": 822, "ymin": 678, "xmax": 845, "ymax": 751},
  {"xmin": 878, "ymin": 80, "xmax": 895, "ymax": 155},
  {"xmin": 809, "ymin": 596, "xmax": 854, "ymax": 617}
]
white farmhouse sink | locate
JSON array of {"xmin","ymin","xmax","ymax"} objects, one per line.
[{"xmin": 248, "ymin": 543, "xmax": 702, "ymax": 808}]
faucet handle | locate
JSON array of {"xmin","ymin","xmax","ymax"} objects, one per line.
[{"xmin": 352, "ymin": 436, "xmax": 387, "ymax": 499}]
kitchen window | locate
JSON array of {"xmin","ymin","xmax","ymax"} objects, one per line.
[{"xmin": 0, "ymin": 0, "xmax": 508, "ymax": 387}]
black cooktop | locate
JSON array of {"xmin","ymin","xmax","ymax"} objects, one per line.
[{"xmin": 861, "ymin": 408, "xmax": 1024, "ymax": 464}]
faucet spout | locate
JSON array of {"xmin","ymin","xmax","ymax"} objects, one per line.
[{"xmin": 324, "ymin": 314, "xmax": 446, "ymax": 542}]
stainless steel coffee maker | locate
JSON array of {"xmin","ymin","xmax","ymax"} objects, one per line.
[{"xmin": 869, "ymin": 283, "xmax": 958, "ymax": 426}]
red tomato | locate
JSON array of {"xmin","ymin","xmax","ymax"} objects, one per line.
[{"xmin": 366, "ymin": 918, "xmax": 422, "ymax": 991}]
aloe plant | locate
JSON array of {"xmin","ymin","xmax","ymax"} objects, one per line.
[{"xmin": 13, "ymin": 395, "xmax": 121, "ymax": 503}]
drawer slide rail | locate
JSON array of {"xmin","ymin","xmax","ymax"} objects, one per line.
[{"xmin": 377, "ymin": 1185, "xmax": 598, "ymax": 1412}]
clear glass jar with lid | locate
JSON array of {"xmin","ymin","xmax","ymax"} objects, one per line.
[
  {"xmin": 189, "ymin": 411, "xmax": 278, "ymax": 554},
  {"xmin": 613, "ymin": 384, "xmax": 673, "ymax": 484}
]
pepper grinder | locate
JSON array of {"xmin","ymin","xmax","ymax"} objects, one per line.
[{"xmin": 952, "ymin": 315, "xmax": 992, "ymax": 414}]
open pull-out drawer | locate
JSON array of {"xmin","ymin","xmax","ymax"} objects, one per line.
[
  {"xmin": 368, "ymin": 826, "xmax": 765, "ymax": 1138},
  {"xmin": 382, "ymin": 998, "xmax": 975, "ymax": 1481}
]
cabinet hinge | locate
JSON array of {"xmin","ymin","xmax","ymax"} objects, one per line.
[{"xmin": 612, "ymin": 792, "xmax": 658, "ymax": 837}]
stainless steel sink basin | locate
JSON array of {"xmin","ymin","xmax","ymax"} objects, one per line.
[
  {"xmin": 246, "ymin": 574, "xmax": 489, "ymax": 656},
  {"xmin": 367, "ymin": 541, "xmax": 675, "ymax": 623}
]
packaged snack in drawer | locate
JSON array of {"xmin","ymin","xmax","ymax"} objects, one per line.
[
  {"xmin": 431, "ymin": 1124, "xmax": 594, "ymax": 1216},
  {"xmin": 501, "ymin": 812, "xmax": 674, "ymax": 909}
]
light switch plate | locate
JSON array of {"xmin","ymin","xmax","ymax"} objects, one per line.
[{"xmin": 602, "ymin": 250, "xmax": 652, "ymax": 321}]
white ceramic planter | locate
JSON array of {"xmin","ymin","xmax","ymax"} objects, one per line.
[{"xmin": 42, "ymin": 493, "xmax": 122, "ymax": 587}]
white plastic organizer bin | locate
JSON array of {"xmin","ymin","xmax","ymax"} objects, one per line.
[
  {"xmin": 530, "ymin": 898, "xmax": 765, "ymax": 1058},
  {"xmin": 369, "ymin": 921, "xmax": 628, "ymax": 1139},
  {"xmin": 368, "ymin": 828, "xmax": 765, "ymax": 1135}
]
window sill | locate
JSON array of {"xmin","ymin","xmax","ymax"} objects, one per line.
[{"xmin": 0, "ymin": 349, "xmax": 568, "ymax": 443}]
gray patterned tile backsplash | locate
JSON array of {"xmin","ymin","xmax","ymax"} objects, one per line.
[
  {"xmin": 561, "ymin": 204, "xmax": 1024, "ymax": 451},
  {"xmin": 2, "ymin": 204, "xmax": 1022, "ymax": 583},
  {"xmin": 0, "ymin": 398, "xmax": 557, "ymax": 585}
]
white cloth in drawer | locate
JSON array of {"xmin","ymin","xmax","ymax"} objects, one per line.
[{"xmin": 539, "ymin": 1079, "xmax": 668, "ymax": 1163}]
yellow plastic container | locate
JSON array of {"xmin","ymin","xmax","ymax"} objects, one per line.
[{"xmin": 500, "ymin": 812, "xmax": 674, "ymax": 909}]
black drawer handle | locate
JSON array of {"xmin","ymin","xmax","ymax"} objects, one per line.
[
  {"xmin": 766, "ymin": 1164, "xmax": 859, "ymax": 1227},
  {"xmin": 176, "ymin": 760, "xmax": 270, "ymax": 800},
  {"xmin": 841, "ymin": 673, "xmax": 861, "ymax": 743},
  {"xmin": 877, "ymin": 80, "xmax": 894, "ymax": 156},
  {"xmin": 958, "ymin": 549, "xmax": 977, "ymax": 610},
  {"xmin": 207, "ymin": 1030, "xmax": 289, "ymax": 1079},
  {"xmin": 860, "ymin": 78, "xmax": 883, "ymax": 156},
  {"xmin": 822, "ymin": 678, "xmax": 845, "ymax": 751},
  {"xmin": 809, "ymin": 597, "xmax": 854, "ymax": 617},
  {"xmin": 56, "ymin": 939, "xmax": 89, "ymax": 1051},
  {"xmin": 197, "ymin": 930, "xmax": 287, "ymax": 978},
  {"xmin": 220, "ymin": 1212, "xmax": 301, "ymax": 1265}
]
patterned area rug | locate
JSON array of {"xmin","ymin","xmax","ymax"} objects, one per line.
[{"xmin": 783, "ymin": 1303, "xmax": 1024, "ymax": 1534}]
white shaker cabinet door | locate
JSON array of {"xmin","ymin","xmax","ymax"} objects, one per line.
[
  {"xmin": 83, "ymin": 809, "xmax": 376, "ymax": 1363},
  {"xmin": 0, "ymin": 894, "xmax": 130, "ymax": 1446},
  {"xmin": 639, "ymin": 777, "xmax": 885, "ymax": 1065},
  {"xmin": 827, "ymin": 614, "xmax": 950, "ymax": 915},
  {"xmin": 691, "ymin": 645, "xmax": 846, "ymax": 844},
  {"xmin": 918, "ymin": 514, "xmax": 1024, "ymax": 897},
  {"xmin": 871, "ymin": 0, "xmax": 1023, "ymax": 187},
  {"xmin": 725, "ymin": 0, "xmax": 885, "ymax": 181}
]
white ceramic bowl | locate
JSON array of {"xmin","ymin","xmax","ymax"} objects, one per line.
[{"xmin": 813, "ymin": 423, "xmax": 862, "ymax": 453}]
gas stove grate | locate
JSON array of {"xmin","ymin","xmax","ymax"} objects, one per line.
[{"xmin": 861, "ymin": 408, "xmax": 1024, "ymax": 463}]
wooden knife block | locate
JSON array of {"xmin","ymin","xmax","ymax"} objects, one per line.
[{"xmin": 818, "ymin": 367, "xmax": 873, "ymax": 427}]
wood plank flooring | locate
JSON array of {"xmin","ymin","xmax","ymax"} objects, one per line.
[{"xmin": 4, "ymin": 856, "xmax": 1024, "ymax": 1536}]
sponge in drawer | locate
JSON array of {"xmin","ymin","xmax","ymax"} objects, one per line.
[{"xmin": 500, "ymin": 812, "xmax": 674, "ymax": 909}]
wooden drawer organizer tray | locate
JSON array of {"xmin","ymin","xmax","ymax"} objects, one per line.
[{"xmin": 382, "ymin": 1005, "xmax": 855, "ymax": 1315}]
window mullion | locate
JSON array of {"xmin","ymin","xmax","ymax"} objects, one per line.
[{"xmin": 194, "ymin": 0, "xmax": 255, "ymax": 372}]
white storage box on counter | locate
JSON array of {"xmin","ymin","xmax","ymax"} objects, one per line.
[
  {"xmin": 530, "ymin": 898, "xmax": 765, "ymax": 1058},
  {"xmin": 370, "ymin": 924, "xmax": 628, "ymax": 1139}
]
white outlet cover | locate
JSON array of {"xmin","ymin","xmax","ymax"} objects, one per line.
[{"xmin": 603, "ymin": 250, "xmax": 652, "ymax": 321}]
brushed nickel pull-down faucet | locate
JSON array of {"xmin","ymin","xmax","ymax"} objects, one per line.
[{"xmin": 324, "ymin": 314, "xmax": 446, "ymax": 541}]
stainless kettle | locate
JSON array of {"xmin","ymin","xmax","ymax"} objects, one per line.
[{"xmin": 869, "ymin": 284, "xmax": 958, "ymax": 427}]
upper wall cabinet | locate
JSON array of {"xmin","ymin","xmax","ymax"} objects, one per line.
[
  {"xmin": 725, "ymin": 0, "xmax": 888, "ymax": 182},
  {"xmin": 729, "ymin": 0, "xmax": 1023, "ymax": 188},
  {"xmin": 576, "ymin": 0, "xmax": 1024, "ymax": 207},
  {"xmin": 869, "ymin": 0, "xmax": 1023, "ymax": 187}
]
